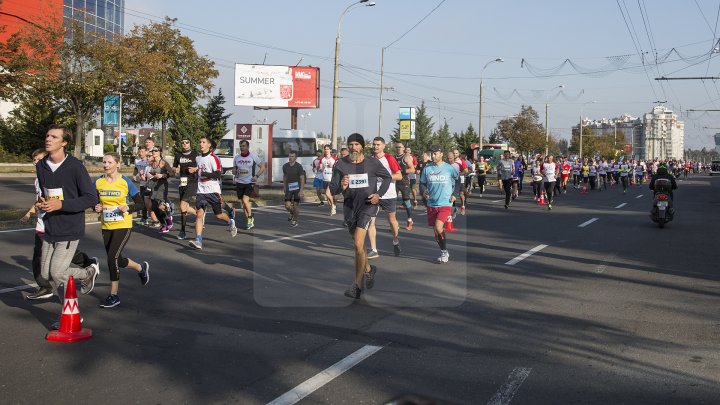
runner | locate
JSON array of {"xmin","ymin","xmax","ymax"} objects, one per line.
[
  {"xmin": 311, "ymin": 150, "xmax": 325, "ymax": 206},
  {"xmin": 233, "ymin": 140, "xmax": 266, "ymax": 230},
  {"xmin": 133, "ymin": 146, "xmax": 149, "ymax": 224},
  {"xmin": 572, "ymin": 158, "xmax": 581, "ymax": 188},
  {"xmin": 406, "ymin": 146, "xmax": 419, "ymax": 208},
  {"xmin": 541, "ymin": 155, "xmax": 558, "ymax": 210},
  {"xmin": 395, "ymin": 142, "xmax": 416, "ymax": 229},
  {"xmin": 173, "ymin": 139, "xmax": 199, "ymax": 240},
  {"xmin": 35, "ymin": 124, "xmax": 99, "ymax": 328},
  {"xmin": 530, "ymin": 157, "xmax": 543, "ymax": 201},
  {"xmin": 588, "ymin": 159, "xmax": 597, "ymax": 191},
  {"xmin": 367, "ymin": 137, "xmax": 403, "ymax": 259},
  {"xmin": 498, "ymin": 151, "xmax": 515, "ymax": 209},
  {"xmin": 598, "ymin": 158, "xmax": 608, "ymax": 190},
  {"xmin": 22, "ymin": 148, "xmax": 99, "ymax": 301},
  {"xmin": 282, "ymin": 150, "xmax": 306, "ymax": 227},
  {"xmin": 560, "ymin": 157, "xmax": 571, "ymax": 194},
  {"xmin": 420, "ymin": 144, "xmax": 459, "ymax": 264},
  {"xmin": 475, "ymin": 156, "xmax": 488, "ymax": 197},
  {"xmin": 144, "ymin": 147, "xmax": 175, "ymax": 232},
  {"xmin": 417, "ymin": 151, "xmax": 431, "ymax": 206},
  {"xmin": 452, "ymin": 149, "xmax": 469, "ymax": 215},
  {"xmin": 189, "ymin": 137, "xmax": 237, "ymax": 249},
  {"xmin": 326, "ymin": 133, "xmax": 391, "ymax": 299},
  {"xmin": 319, "ymin": 145, "xmax": 338, "ymax": 216},
  {"xmin": 94, "ymin": 152, "xmax": 149, "ymax": 308},
  {"xmin": 619, "ymin": 159, "xmax": 630, "ymax": 193}
]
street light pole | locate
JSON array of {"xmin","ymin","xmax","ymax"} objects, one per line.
[
  {"xmin": 544, "ymin": 85, "xmax": 564, "ymax": 156},
  {"xmin": 478, "ymin": 58, "xmax": 503, "ymax": 149},
  {"xmin": 331, "ymin": 0, "xmax": 375, "ymax": 150},
  {"xmin": 578, "ymin": 100, "xmax": 596, "ymax": 159},
  {"xmin": 433, "ymin": 96, "xmax": 441, "ymax": 129}
]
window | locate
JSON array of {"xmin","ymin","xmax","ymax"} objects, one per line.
[
  {"xmin": 215, "ymin": 139, "xmax": 233, "ymax": 156},
  {"xmin": 272, "ymin": 138, "xmax": 315, "ymax": 158}
]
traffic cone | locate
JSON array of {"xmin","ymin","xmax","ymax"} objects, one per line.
[
  {"xmin": 538, "ymin": 191, "xmax": 545, "ymax": 205},
  {"xmin": 46, "ymin": 276, "xmax": 92, "ymax": 342},
  {"xmin": 445, "ymin": 214, "xmax": 457, "ymax": 233},
  {"xmin": 582, "ymin": 184, "xmax": 588, "ymax": 194}
]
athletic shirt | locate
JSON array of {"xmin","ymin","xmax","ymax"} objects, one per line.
[
  {"xmin": 144, "ymin": 162, "xmax": 169, "ymax": 201},
  {"xmin": 599, "ymin": 162, "xmax": 607, "ymax": 175},
  {"xmin": 589, "ymin": 165, "xmax": 597, "ymax": 176},
  {"xmin": 542, "ymin": 162, "xmax": 557, "ymax": 182},
  {"xmin": 95, "ymin": 175, "xmax": 139, "ymax": 230},
  {"xmin": 312, "ymin": 157, "xmax": 323, "ymax": 180},
  {"xmin": 582, "ymin": 165, "xmax": 590, "ymax": 177},
  {"xmin": 134, "ymin": 158, "xmax": 148, "ymax": 187},
  {"xmin": 499, "ymin": 159, "xmax": 515, "ymax": 180},
  {"xmin": 319, "ymin": 155, "xmax": 336, "ymax": 182},
  {"xmin": 531, "ymin": 163, "xmax": 543, "ymax": 181},
  {"xmin": 613, "ymin": 163, "xmax": 620, "ymax": 173},
  {"xmin": 372, "ymin": 154, "xmax": 401, "ymax": 199},
  {"xmin": 234, "ymin": 152, "xmax": 262, "ymax": 184},
  {"xmin": 620, "ymin": 163, "xmax": 629, "ymax": 176},
  {"xmin": 196, "ymin": 152, "xmax": 223, "ymax": 194},
  {"xmin": 635, "ymin": 164, "xmax": 644, "ymax": 175},
  {"xmin": 573, "ymin": 163, "xmax": 581, "ymax": 175},
  {"xmin": 396, "ymin": 153, "xmax": 411, "ymax": 180},
  {"xmin": 173, "ymin": 150, "xmax": 198, "ymax": 185},
  {"xmin": 420, "ymin": 162, "xmax": 459, "ymax": 208},
  {"xmin": 562, "ymin": 162, "xmax": 571, "ymax": 175},
  {"xmin": 476, "ymin": 161, "xmax": 488, "ymax": 175},
  {"xmin": 282, "ymin": 162, "xmax": 306, "ymax": 193}
]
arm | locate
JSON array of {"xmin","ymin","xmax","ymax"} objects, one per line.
[
  {"xmin": 46, "ymin": 165, "xmax": 98, "ymax": 213},
  {"xmin": 404, "ymin": 155, "xmax": 415, "ymax": 175},
  {"xmin": 374, "ymin": 162, "xmax": 392, "ymax": 199}
]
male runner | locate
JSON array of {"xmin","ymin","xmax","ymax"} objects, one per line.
[
  {"xmin": 173, "ymin": 139, "xmax": 198, "ymax": 240},
  {"xmin": 133, "ymin": 146, "xmax": 149, "ymax": 224},
  {"xmin": 367, "ymin": 137, "xmax": 403, "ymax": 259},
  {"xmin": 420, "ymin": 144, "xmax": 459, "ymax": 264},
  {"xmin": 233, "ymin": 140, "xmax": 266, "ymax": 229},
  {"xmin": 282, "ymin": 151, "xmax": 306, "ymax": 227},
  {"xmin": 320, "ymin": 145, "xmax": 338, "ymax": 216},
  {"xmin": 395, "ymin": 142, "xmax": 416, "ymax": 229},
  {"xmin": 326, "ymin": 133, "xmax": 391, "ymax": 299},
  {"xmin": 311, "ymin": 149, "xmax": 325, "ymax": 206},
  {"xmin": 541, "ymin": 155, "xmax": 558, "ymax": 210}
]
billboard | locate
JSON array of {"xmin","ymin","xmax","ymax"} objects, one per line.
[
  {"xmin": 234, "ymin": 64, "xmax": 319, "ymax": 108},
  {"xmin": 103, "ymin": 95, "xmax": 119, "ymax": 126}
]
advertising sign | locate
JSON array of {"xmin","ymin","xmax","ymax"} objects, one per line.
[
  {"xmin": 398, "ymin": 107, "xmax": 416, "ymax": 120},
  {"xmin": 234, "ymin": 64, "xmax": 320, "ymax": 108},
  {"xmin": 236, "ymin": 124, "xmax": 252, "ymax": 140},
  {"xmin": 103, "ymin": 95, "xmax": 119, "ymax": 126},
  {"xmin": 399, "ymin": 120, "xmax": 412, "ymax": 140}
]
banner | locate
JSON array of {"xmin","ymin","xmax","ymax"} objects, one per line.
[
  {"xmin": 234, "ymin": 65, "xmax": 319, "ymax": 108},
  {"xmin": 103, "ymin": 95, "xmax": 119, "ymax": 126}
]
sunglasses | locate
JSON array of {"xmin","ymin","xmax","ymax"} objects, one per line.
[
  {"xmin": 181, "ymin": 140, "xmax": 190, "ymax": 144},
  {"xmin": 151, "ymin": 149, "xmax": 160, "ymax": 152}
]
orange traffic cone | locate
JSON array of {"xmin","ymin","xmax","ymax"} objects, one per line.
[
  {"xmin": 538, "ymin": 191, "xmax": 545, "ymax": 205},
  {"xmin": 581, "ymin": 184, "xmax": 588, "ymax": 194},
  {"xmin": 445, "ymin": 215, "xmax": 457, "ymax": 233},
  {"xmin": 46, "ymin": 276, "xmax": 92, "ymax": 342}
]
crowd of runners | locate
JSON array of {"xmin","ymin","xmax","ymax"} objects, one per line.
[{"xmin": 21, "ymin": 124, "xmax": 703, "ymax": 320}]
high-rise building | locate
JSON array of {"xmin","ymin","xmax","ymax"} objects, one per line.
[
  {"xmin": 63, "ymin": 0, "xmax": 124, "ymax": 40},
  {"xmin": 643, "ymin": 105, "xmax": 684, "ymax": 160},
  {"xmin": 571, "ymin": 114, "xmax": 644, "ymax": 158}
]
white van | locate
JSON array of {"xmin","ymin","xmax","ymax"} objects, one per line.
[{"xmin": 216, "ymin": 124, "xmax": 317, "ymax": 185}]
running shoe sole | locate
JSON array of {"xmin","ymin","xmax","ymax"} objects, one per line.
[
  {"xmin": 189, "ymin": 240, "xmax": 202, "ymax": 249},
  {"xmin": 139, "ymin": 262, "xmax": 150, "ymax": 286}
]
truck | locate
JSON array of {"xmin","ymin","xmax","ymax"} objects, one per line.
[{"xmin": 216, "ymin": 124, "xmax": 318, "ymax": 185}]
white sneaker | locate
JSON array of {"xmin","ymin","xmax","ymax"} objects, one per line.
[
  {"xmin": 330, "ymin": 205, "xmax": 336, "ymax": 216},
  {"xmin": 437, "ymin": 252, "xmax": 449, "ymax": 264}
]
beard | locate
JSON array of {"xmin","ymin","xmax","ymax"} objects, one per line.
[{"xmin": 349, "ymin": 151, "xmax": 363, "ymax": 161}]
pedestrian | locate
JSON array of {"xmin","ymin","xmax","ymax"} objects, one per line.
[
  {"xmin": 498, "ymin": 151, "xmax": 515, "ymax": 209},
  {"xmin": 419, "ymin": 144, "xmax": 459, "ymax": 264},
  {"xmin": 35, "ymin": 124, "xmax": 99, "ymax": 328},
  {"xmin": 282, "ymin": 150, "xmax": 306, "ymax": 227},
  {"xmin": 395, "ymin": 142, "xmax": 416, "ymax": 229},
  {"xmin": 132, "ymin": 146, "xmax": 149, "ymax": 224},
  {"xmin": 326, "ymin": 133, "xmax": 391, "ymax": 299},
  {"xmin": 541, "ymin": 155, "xmax": 558, "ymax": 210},
  {"xmin": 94, "ymin": 152, "xmax": 149, "ymax": 308},
  {"xmin": 367, "ymin": 137, "xmax": 403, "ymax": 259},
  {"xmin": 144, "ymin": 147, "xmax": 175, "ymax": 232},
  {"xmin": 232, "ymin": 140, "xmax": 266, "ymax": 229},
  {"xmin": 189, "ymin": 137, "xmax": 237, "ymax": 249},
  {"xmin": 173, "ymin": 139, "xmax": 199, "ymax": 240}
]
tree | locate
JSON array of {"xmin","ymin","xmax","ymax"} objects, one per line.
[
  {"xmin": 453, "ymin": 123, "xmax": 477, "ymax": 154},
  {"xmin": 557, "ymin": 138, "xmax": 569, "ymax": 156},
  {"xmin": 0, "ymin": 94, "xmax": 68, "ymax": 157},
  {"xmin": 432, "ymin": 121, "xmax": 455, "ymax": 155},
  {"xmin": 487, "ymin": 128, "xmax": 505, "ymax": 144},
  {"xmin": 200, "ymin": 88, "xmax": 232, "ymax": 144},
  {"xmin": 495, "ymin": 105, "xmax": 545, "ymax": 157},
  {"xmin": 390, "ymin": 102, "xmax": 434, "ymax": 153},
  {"xmin": 119, "ymin": 18, "xmax": 219, "ymax": 151}
]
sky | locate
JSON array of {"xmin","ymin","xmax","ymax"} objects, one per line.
[{"xmin": 124, "ymin": 0, "xmax": 720, "ymax": 149}]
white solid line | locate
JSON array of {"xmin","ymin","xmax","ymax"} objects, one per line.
[
  {"xmin": 505, "ymin": 244, "xmax": 548, "ymax": 266},
  {"xmin": 491, "ymin": 200, "xmax": 503, "ymax": 203},
  {"xmin": 615, "ymin": 203, "xmax": 627, "ymax": 209},
  {"xmin": 267, "ymin": 344, "xmax": 384, "ymax": 405},
  {"xmin": 487, "ymin": 367, "xmax": 532, "ymax": 405},
  {"xmin": 265, "ymin": 227, "xmax": 344, "ymax": 243},
  {"xmin": 636, "ymin": 194, "xmax": 644, "ymax": 199},
  {"xmin": 578, "ymin": 218, "xmax": 599, "ymax": 228},
  {"xmin": 0, "ymin": 284, "xmax": 37, "ymax": 294}
]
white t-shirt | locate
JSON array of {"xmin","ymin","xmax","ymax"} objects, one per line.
[
  {"xmin": 542, "ymin": 162, "xmax": 557, "ymax": 182},
  {"xmin": 312, "ymin": 157, "xmax": 323, "ymax": 180},
  {"xmin": 196, "ymin": 153, "xmax": 222, "ymax": 194},
  {"xmin": 233, "ymin": 152, "xmax": 262, "ymax": 184},
  {"xmin": 320, "ymin": 155, "xmax": 336, "ymax": 182},
  {"xmin": 374, "ymin": 154, "xmax": 400, "ymax": 199}
]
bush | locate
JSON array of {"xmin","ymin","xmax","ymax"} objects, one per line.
[{"xmin": 103, "ymin": 144, "xmax": 115, "ymax": 153}]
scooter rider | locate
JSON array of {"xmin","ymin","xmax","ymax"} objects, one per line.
[{"xmin": 649, "ymin": 163, "xmax": 677, "ymax": 215}]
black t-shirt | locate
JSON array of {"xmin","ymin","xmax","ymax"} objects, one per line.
[
  {"xmin": 173, "ymin": 150, "xmax": 198, "ymax": 180},
  {"xmin": 282, "ymin": 162, "xmax": 306, "ymax": 191}
]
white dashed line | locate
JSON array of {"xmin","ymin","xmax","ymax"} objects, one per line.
[
  {"xmin": 492, "ymin": 200, "xmax": 503, "ymax": 203},
  {"xmin": 578, "ymin": 218, "xmax": 598, "ymax": 228},
  {"xmin": 505, "ymin": 244, "xmax": 548, "ymax": 266},
  {"xmin": 0, "ymin": 284, "xmax": 37, "ymax": 295},
  {"xmin": 615, "ymin": 203, "xmax": 627, "ymax": 209},
  {"xmin": 487, "ymin": 367, "xmax": 532, "ymax": 405},
  {"xmin": 635, "ymin": 194, "xmax": 644, "ymax": 199},
  {"xmin": 267, "ymin": 344, "xmax": 384, "ymax": 405}
]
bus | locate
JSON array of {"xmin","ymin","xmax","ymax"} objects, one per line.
[
  {"xmin": 216, "ymin": 124, "xmax": 317, "ymax": 185},
  {"xmin": 470, "ymin": 143, "xmax": 509, "ymax": 173}
]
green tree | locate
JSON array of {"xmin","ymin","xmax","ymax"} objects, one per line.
[
  {"xmin": 432, "ymin": 121, "xmax": 455, "ymax": 155},
  {"xmin": 487, "ymin": 128, "xmax": 505, "ymax": 144},
  {"xmin": 168, "ymin": 105, "xmax": 206, "ymax": 151},
  {"xmin": 389, "ymin": 102, "xmax": 434, "ymax": 153},
  {"xmin": 496, "ymin": 105, "xmax": 545, "ymax": 156},
  {"xmin": 453, "ymin": 123, "xmax": 477, "ymax": 154},
  {"xmin": 557, "ymin": 138, "xmax": 569, "ymax": 156},
  {"xmin": 200, "ymin": 88, "xmax": 232, "ymax": 144},
  {"xmin": 0, "ymin": 94, "xmax": 68, "ymax": 157}
]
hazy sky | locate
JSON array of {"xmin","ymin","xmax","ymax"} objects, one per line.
[{"xmin": 125, "ymin": 0, "xmax": 720, "ymax": 149}]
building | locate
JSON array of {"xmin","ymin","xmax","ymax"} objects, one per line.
[
  {"xmin": 63, "ymin": 0, "xmax": 124, "ymax": 40},
  {"xmin": 643, "ymin": 105, "xmax": 684, "ymax": 160},
  {"xmin": 715, "ymin": 133, "xmax": 720, "ymax": 154},
  {"xmin": 572, "ymin": 114, "xmax": 644, "ymax": 158}
]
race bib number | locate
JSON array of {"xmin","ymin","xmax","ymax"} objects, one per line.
[
  {"xmin": 44, "ymin": 187, "xmax": 64, "ymax": 201},
  {"xmin": 180, "ymin": 177, "xmax": 188, "ymax": 187},
  {"xmin": 288, "ymin": 181, "xmax": 299, "ymax": 191},
  {"xmin": 348, "ymin": 173, "xmax": 369, "ymax": 189},
  {"xmin": 323, "ymin": 168, "xmax": 333, "ymax": 181},
  {"xmin": 460, "ymin": 176, "xmax": 465, "ymax": 184},
  {"xmin": 102, "ymin": 206, "xmax": 124, "ymax": 222},
  {"xmin": 238, "ymin": 169, "xmax": 249, "ymax": 175}
]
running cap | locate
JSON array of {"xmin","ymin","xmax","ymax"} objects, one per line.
[
  {"xmin": 347, "ymin": 133, "xmax": 365, "ymax": 148},
  {"xmin": 429, "ymin": 144, "xmax": 442, "ymax": 152}
]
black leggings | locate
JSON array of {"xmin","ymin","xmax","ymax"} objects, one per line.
[
  {"xmin": 477, "ymin": 175, "xmax": 486, "ymax": 192},
  {"xmin": 502, "ymin": 179, "xmax": 513, "ymax": 205},
  {"xmin": 102, "ymin": 228, "xmax": 132, "ymax": 282},
  {"xmin": 32, "ymin": 233, "xmax": 91, "ymax": 288},
  {"xmin": 532, "ymin": 180, "xmax": 543, "ymax": 199},
  {"xmin": 544, "ymin": 181, "xmax": 556, "ymax": 203}
]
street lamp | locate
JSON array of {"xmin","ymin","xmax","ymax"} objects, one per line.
[
  {"xmin": 432, "ymin": 96, "xmax": 441, "ymax": 128},
  {"xmin": 578, "ymin": 100, "xmax": 596, "ymax": 159},
  {"xmin": 478, "ymin": 58, "xmax": 504, "ymax": 149},
  {"xmin": 331, "ymin": 0, "xmax": 376, "ymax": 149}
]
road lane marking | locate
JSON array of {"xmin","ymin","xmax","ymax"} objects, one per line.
[
  {"xmin": 487, "ymin": 367, "xmax": 532, "ymax": 405},
  {"xmin": 267, "ymin": 344, "xmax": 384, "ymax": 405},
  {"xmin": 578, "ymin": 218, "xmax": 598, "ymax": 228},
  {"xmin": 492, "ymin": 200, "xmax": 503, "ymax": 203},
  {"xmin": 615, "ymin": 203, "xmax": 627, "ymax": 209},
  {"xmin": 0, "ymin": 284, "xmax": 37, "ymax": 294},
  {"xmin": 265, "ymin": 227, "xmax": 344, "ymax": 243},
  {"xmin": 505, "ymin": 244, "xmax": 548, "ymax": 266},
  {"xmin": 636, "ymin": 194, "xmax": 643, "ymax": 199}
]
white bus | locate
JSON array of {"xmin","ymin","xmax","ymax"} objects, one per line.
[
  {"xmin": 710, "ymin": 160, "xmax": 720, "ymax": 175},
  {"xmin": 216, "ymin": 124, "xmax": 317, "ymax": 185}
]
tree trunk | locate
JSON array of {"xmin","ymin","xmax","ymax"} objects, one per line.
[
  {"xmin": 74, "ymin": 113, "xmax": 84, "ymax": 158},
  {"xmin": 161, "ymin": 119, "xmax": 166, "ymax": 154}
]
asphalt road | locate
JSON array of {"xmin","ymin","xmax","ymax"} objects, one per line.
[{"xmin": 0, "ymin": 175, "xmax": 718, "ymax": 404}]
